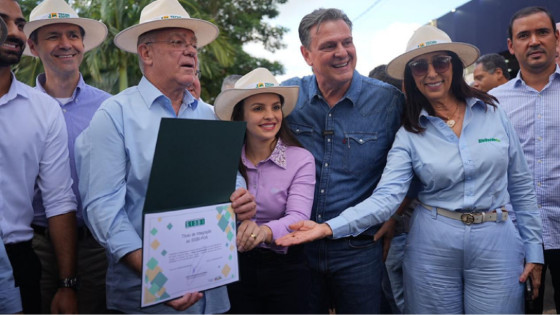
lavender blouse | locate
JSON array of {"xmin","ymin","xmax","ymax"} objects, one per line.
[{"xmin": 241, "ymin": 139, "xmax": 316, "ymax": 254}]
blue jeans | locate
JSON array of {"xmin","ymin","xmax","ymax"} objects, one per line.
[
  {"xmin": 404, "ymin": 205, "xmax": 524, "ymax": 313},
  {"xmin": 305, "ymin": 236, "xmax": 384, "ymax": 314},
  {"xmin": 385, "ymin": 233, "xmax": 407, "ymax": 313}
]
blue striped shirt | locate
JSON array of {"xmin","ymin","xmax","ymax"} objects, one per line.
[
  {"xmin": 491, "ymin": 67, "xmax": 560, "ymax": 250},
  {"xmin": 32, "ymin": 73, "xmax": 111, "ymax": 228}
]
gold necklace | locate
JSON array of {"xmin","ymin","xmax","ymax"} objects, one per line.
[{"xmin": 438, "ymin": 103, "xmax": 460, "ymax": 128}]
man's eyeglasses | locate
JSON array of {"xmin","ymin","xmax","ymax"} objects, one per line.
[
  {"xmin": 408, "ymin": 55, "xmax": 452, "ymax": 77},
  {"xmin": 145, "ymin": 39, "xmax": 198, "ymax": 51}
]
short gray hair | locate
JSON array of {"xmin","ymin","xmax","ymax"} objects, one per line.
[
  {"xmin": 298, "ymin": 8, "xmax": 352, "ymax": 49},
  {"xmin": 221, "ymin": 74, "xmax": 242, "ymax": 91},
  {"xmin": 475, "ymin": 53, "xmax": 510, "ymax": 79}
]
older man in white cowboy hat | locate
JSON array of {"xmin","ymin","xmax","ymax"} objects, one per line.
[
  {"xmin": 75, "ymin": 0, "xmax": 256, "ymax": 313},
  {"xmin": 23, "ymin": 0, "xmax": 111, "ymax": 313},
  {"xmin": 0, "ymin": 0, "xmax": 77, "ymax": 313}
]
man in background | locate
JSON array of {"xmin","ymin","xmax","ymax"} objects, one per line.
[
  {"xmin": 24, "ymin": 0, "xmax": 111, "ymax": 312},
  {"xmin": 473, "ymin": 53, "xmax": 510, "ymax": 92},
  {"xmin": 490, "ymin": 6, "xmax": 558, "ymax": 314}
]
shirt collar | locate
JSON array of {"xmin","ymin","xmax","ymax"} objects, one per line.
[
  {"xmin": 307, "ymin": 70, "xmax": 362, "ymax": 108},
  {"xmin": 513, "ymin": 64, "xmax": 560, "ymax": 88},
  {"xmin": 35, "ymin": 73, "xmax": 85, "ymax": 102},
  {"xmin": 241, "ymin": 138, "xmax": 287, "ymax": 169},
  {"xmin": 138, "ymin": 76, "xmax": 198, "ymax": 111},
  {"xmin": 0, "ymin": 73, "xmax": 29, "ymax": 106},
  {"xmin": 418, "ymin": 97, "xmax": 483, "ymax": 128}
]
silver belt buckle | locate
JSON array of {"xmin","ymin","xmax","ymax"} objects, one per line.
[{"xmin": 461, "ymin": 213, "xmax": 475, "ymax": 225}]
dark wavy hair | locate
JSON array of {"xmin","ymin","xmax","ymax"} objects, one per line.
[
  {"xmin": 402, "ymin": 51, "xmax": 498, "ymax": 134},
  {"xmin": 231, "ymin": 93, "xmax": 303, "ymax": 185}
]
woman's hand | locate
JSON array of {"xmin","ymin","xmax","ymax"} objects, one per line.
[
  {"xmin": 236, "ymin": 220, "xmax": 267, "ymax": 252},
  {"xmin": 520, "ymin": 262, "xmax": 543, "ymax": 300},
  {"xmin": 275, "ymin": 220, "xmax": 333, "ymax": 246}
]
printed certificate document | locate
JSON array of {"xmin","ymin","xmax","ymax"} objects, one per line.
[
  {"xmin": 141, "ymin": 118, "xmax": 246, "ymax": 307},
  {"xmin": 141, "ymin": 203, "xmax": 238, "ymax": 307}
]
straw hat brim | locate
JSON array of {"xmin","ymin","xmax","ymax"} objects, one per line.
[
  {"xmin": 114, "ymin": 18, "xmax": 219, "ymax": 54},
  {"xmin": 23, "ymin": 18, "xmax": 108, "ymax": 56},
  {"xmin": 386, "ymin": 42, "xmax": 480, "ymax": 80},
  {"xmin": 214, "ymin": 86, "xmax": 299, "ymax": 121}
]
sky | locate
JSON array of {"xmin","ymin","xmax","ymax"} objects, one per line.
[{"xmin": 243, "ymin": 0, "xmax": 471, "ymax": 82}]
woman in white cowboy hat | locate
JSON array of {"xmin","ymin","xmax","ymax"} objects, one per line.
[
  {"xmin": 214, "ymin": 67, "xmax": 315, "ymax": 314},
  {"xmin": 276, "ymin": 25, "xmax": 543, "ymax": 314}
]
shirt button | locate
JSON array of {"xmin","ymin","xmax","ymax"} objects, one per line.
[
  {"xmin": 537, "ymin": 182, "xmax": 542, "ymax": 187},
  {"xmin": 328, "ymin": 113, "xmax": 332, "ymax": 117},
  {"xmin": 318, "ymin": 214, "xmax": 322, "ymax": 219},
  {"xmin": 320, "ymin": 189, "xmax": 325, "ymax": 194},
  {"xmin": 327, "ymin": 138, "xmax": 331, "ymax": 142},
  {"xmin": 324, "ymin": 163, "xmax": 329, "ymax": 167},
  {"xmin": 62, "ymin": 109, "xmax": 67, "ymax": 113},
  {"xmin": 359, "ymin": 139, "xmax": 364, "ymax": 143},
  {"xmin": 296, "ymin": 129, "xmax": 300, "ymax": 132},
  {"xmin": 537, "ymin": 114, "xmax": 542, "ymax": 119},
  {"xmin": 538, "ymin": 160, "xmax": 542, "ymax": 163},
  {"xmin": 538, "ymin": 204, "xmax": 542, "ymax": 208}
]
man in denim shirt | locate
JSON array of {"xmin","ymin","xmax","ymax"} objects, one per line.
[{"xmin": 282, "ymin": 8, "xmax": 404, "ymax": 314}]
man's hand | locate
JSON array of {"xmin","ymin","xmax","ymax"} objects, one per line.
[
  {"xmin": 50, "ymin": 288, "xmax": 78, "ymax": 314},
  {"xmin": 165, "ymin": 292, "xmax": 203, "ymax": 311},
  {"xmin": 520, "ymin": 263, "xmax": 543, "ymax": 300},
  {"xmin": 230, "ymin": 188, "xmax": 256, "ymax": 221},
  {"xmin": 275, "ymin": 220, "xmax": 332, "ymax": 246}
]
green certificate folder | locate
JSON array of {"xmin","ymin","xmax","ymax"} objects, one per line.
[
  {"xmin": 141, "ymin": 118, "xmax": 246, "ymax": 307},
  {"xmin": 143, "ymin": 118, "xmax": 246, "ymax": 213}
]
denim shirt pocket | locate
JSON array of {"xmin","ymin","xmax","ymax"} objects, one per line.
[
  {"xmin": 289, "ymin": 122, "xmax": 319, "ymax": 153},
  {"xmin": 343, "ymin": 132, "xmax": 378, "ymax": 175}
]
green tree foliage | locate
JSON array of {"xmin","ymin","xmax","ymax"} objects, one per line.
[{"xmin": 14, "ymin": 0, "xmax": 288, "ymax": 101}]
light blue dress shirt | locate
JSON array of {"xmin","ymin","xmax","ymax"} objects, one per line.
[
  {"xmin": 0, "ymin": 74, "xmax": 76, "ymax": 244},
  {"xmin": 76, "ymin": 77, "xmax": 234, "ymax": 314},
  {"xmin": 490, "ymin": 67, "xmax": 560, "ymax": 250},
  {"xmin": 33, "ymin": 73, "xmax": 111, "ymax": 228},
  {"xmin": 327, "ymin": 98, "xmax": 544, "ymax": 263}
]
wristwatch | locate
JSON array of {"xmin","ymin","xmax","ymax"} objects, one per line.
[{"xmin": 59, "ymin": 277, "xmax": 79, "ymax": 290}]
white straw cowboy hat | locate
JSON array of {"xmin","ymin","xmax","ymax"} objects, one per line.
[
  {"xmin": 386, "ymin": 24, "xmax": 479, "ymax": 79},
  {"xmin": 114, "ymin": 0, "xmax": 219, "ymax": 54},
  {"xmin": 214, "ymin": 68, "xmax": 299, "ymax": 121},
  {"xmin": 23, "ymin": 0, "xmax": 108, "ymax": 56}
]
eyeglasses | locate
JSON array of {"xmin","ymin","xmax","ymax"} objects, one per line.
[
  {"xmin": 145, "ymin": 39, "xmax": 198, "ymax": 51},
  {"xmin": 408, "ymin": 55, "xmax": 452, "ymax": 76}
]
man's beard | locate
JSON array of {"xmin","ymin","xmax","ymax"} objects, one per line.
[{"xmin": 0, "ymin": 37, "xmax": 25, "ymax": 67}]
